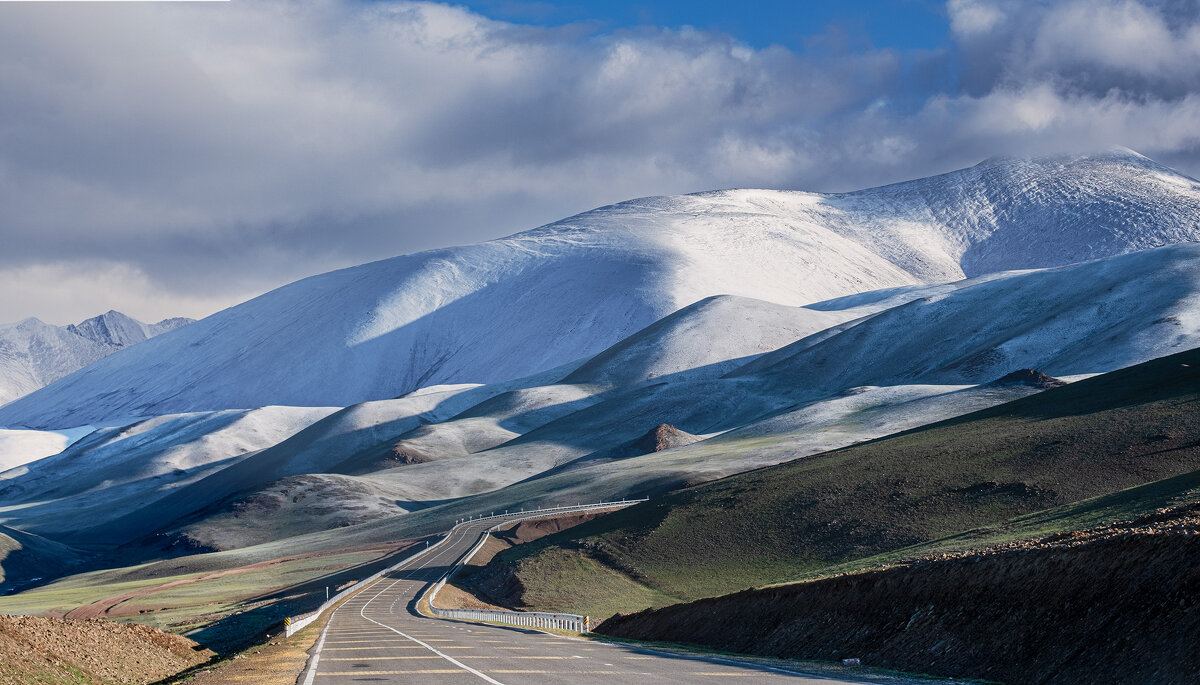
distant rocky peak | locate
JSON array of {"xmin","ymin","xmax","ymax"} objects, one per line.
[
  {"xmin": 67, "ymin": 311, "xmax": 193, "ymax": 348},
  {"xmin": 67, "ymin": 311, "xmax": 147, "ymax": 347},
  {"xmin": 152, "ymin": 317, "xmax": 195, "ymax": 330}
]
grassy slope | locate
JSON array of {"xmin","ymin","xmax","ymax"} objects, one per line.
[
  {"xmin": 596, "ymin": 504, "xmax": 1200, "ymax": 684},
  {"xmin": 473, "ymin": 346, "xmax": 1200, "ymax": 617},
  {"xmin": 820, "ymin": 462, "xmax": 1200, "ymax": 578},
  {"xmin": 450, "ymin": 513, "xmax": 680, "ymax": 618}
]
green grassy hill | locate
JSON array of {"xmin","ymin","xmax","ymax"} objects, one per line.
[{"xmin": 464, "ymin": 346, "xmax": 1200, "ymax": 618}]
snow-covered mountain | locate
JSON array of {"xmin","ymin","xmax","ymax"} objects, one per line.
[
  {"xmin": 0, "ymin": 311, "xmax": 192, "ymax": 409},
  {"xmin": 2, "ymin": 149, "xmax": 1197, "ymax": 430},
  {"xmin": 10, "ymin": 241, "xmax": 1200, "ymax": 552}
]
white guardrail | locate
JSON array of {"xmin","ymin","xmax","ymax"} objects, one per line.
[
  {"xmin": 283, "ymin": 500, "xmax": 644, "ymax": 638},
  {"xmin": 424, "ymin": 499, "xmax": 646, "ymax": 634}
]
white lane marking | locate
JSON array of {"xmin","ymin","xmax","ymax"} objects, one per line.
[
  {"xmin": 303, "ymin": 513, "xmax": 606, "ymax": 685},
  {"xmin": 360, "ymin": 611, "xmax": 506, "ymax": 685},
  {"xmin": 300, "ymin": 606, "xmax": 334, "ymax": 685},
  {"xmin": 300, "ymin": 524, "xmax": 475, "ymax": 685},
  {"xmin": 357, "ymin": 534, "xmax": 507, "ymax": 685}
]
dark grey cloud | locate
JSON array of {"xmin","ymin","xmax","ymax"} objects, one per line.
[{"xmin": 1, "ymin": 0, "xmax": 1200, "ymax": 324}]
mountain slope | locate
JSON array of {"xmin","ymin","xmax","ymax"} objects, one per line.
[
  {"xmin": 0, "ymin": 311, "xmax": 192, "ymax": 409},
  {"xmin": 4, "ymin": 150, "xmax": 1199, "ymax": 429},
  {"xmin": 735, "ymin": 242, "xmax": 1200, "ymax": 393},
  {"xmin": 463, "ymin": 344, "xmax": 1200, "ymax": 618},
  {"xmin": 15, "ymin": 243, "xmax": 1200, "ymax": 551},
  {"xmin": 69, "ymin": 244, "xmax": 1197, "ymax": 553},
  {"xmin": 342, "ymin": 243, "xmax": 1200, "ymax": 505},
  {"xmin": 0, "ymin": 406, "xmax": 338, "ymax": 543}
]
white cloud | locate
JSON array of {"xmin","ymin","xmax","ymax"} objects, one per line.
[
  {"xmin": 947, "ymin": 0, "xmax": 1005, "ymax": 35},
  {"xmin": 1029, "ymin": 1, "xmax": 1200, "ymax": 82},
  {"xmin": 0, "ymin": 262, "xmax": 242, "ymax": 326},
  {"xmin": 2, "ymin": 0, "xmax": 1200, "ymax": 324}
]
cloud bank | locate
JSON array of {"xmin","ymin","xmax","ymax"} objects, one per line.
[{"xmin": 2, "ymin": 0, "xmax": 1199, "ymax": 323}]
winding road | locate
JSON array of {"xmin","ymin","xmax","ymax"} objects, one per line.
[{"xmin": 300, "ymin": 512, "xmax": 873, "ymax": 684}]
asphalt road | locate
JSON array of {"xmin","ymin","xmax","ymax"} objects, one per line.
[
  {"xmin": 300, "ymin": 512, "xmax": 873, "ymax": 685},
  {"xmin": 297, "ymin": 513, "xmax": 873, "ymax": 685}
]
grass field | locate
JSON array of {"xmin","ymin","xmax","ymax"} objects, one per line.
[
  {"xmin": 0, "ymin": 541, "xmax": 420, "ymax": 652},
  {"xmin": 466, "ymin": 346, "xmax": 1200, "ymax": 618}
]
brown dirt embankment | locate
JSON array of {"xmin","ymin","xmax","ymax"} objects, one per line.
[
  {"xmin": 0, "ymin": 614, "xmax": 213, "ymax": 684},
  {"xmin": 457, "ymin": 511, "xmax": 608, "ymax": 572},
  {"xmin": 599, "ymin": 503, "xmax": 1200, "ymax": 684},
  {"xmin": 494, "ymin": 512, "xmax": 606, "ymax": 545},
  {"xmin": 442, "ymin": 511, "xmax": 607, "ymax": 609}
]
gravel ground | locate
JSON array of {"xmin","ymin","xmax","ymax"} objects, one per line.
[{"xmin": 0, "ymin": 614, "xmax": 213, "ymax": 684}]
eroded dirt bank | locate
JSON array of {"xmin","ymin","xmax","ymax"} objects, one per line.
[
  {"xmin": 598, "ymin": 504, "xmax": 1200, "ymax": 684},
  {"xmin": 0, "ymin": 614, "xmax": 213, "ymax": 684},
  {"xmin": 444, "ymin": 511, "xmax": 608, "ymax": 609}
]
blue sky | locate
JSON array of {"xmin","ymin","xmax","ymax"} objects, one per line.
[{"xmin": 455, "ymin": 0, "xmax": 950, "ymax": 52}]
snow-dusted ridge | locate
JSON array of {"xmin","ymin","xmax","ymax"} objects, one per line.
[
  {"xmin": 0, "ymin": 311, "xmax": 192, "ymax": 409},
  {"xmin": 3, "ymin": 149, "xmax": 1199, "ymax": 430}
]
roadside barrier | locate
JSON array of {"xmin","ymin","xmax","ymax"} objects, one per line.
[
  {"xmin": 283, "ymin": 500, "xmax": 644, "ymax": 637},
  {"xmin": 424, "ymin": 499, "xmax": 646, "ymax": 634}
]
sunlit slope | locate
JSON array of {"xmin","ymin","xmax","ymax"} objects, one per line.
[
  {"xmin": 15, "ymin": 244, "xmax": 1200, "ymax": 553},
  {"xmin": 17, "ymin": 346, "xmax": 1195, "ymax": 621}
]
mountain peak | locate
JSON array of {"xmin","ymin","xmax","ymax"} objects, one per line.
[
  {"xmin": 68, "ymin": 311, "xmax": 148, "ymax": 348},
  {"xmin": 976, "ymin": 146, "xmax": 1150, "ymax": 167},
  {"xmin": 66, "ymin": 311, "xmax": 193, "ymax": 348},
  {"xmin": 1103, "ymin": 145, "xmax": 1150, "ymax": 160},
  {"xmin": 0, "ymin": 311, "xmax": 195, "ymax": 408}
]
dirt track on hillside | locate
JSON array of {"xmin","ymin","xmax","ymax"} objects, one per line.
[{"xmin": 496, "ymin": 511, "xmax": 605, "ymax": 544}]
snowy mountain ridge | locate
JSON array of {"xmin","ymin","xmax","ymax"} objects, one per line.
[
  {"xmin": 67, "ymin": 311, "xmax": 193, "ymax": 348},
  {"xmin": 0, "ymin": 312, "xmax": 193, "ymax": 409},
  {"xmin": 2, "ymin": 149, "xmax": 1198, "ymax": 430}
]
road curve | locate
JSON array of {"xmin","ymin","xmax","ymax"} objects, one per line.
[{"xmin": 301, "ymin": 512, "xmax": 873, "ymax": 685}]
